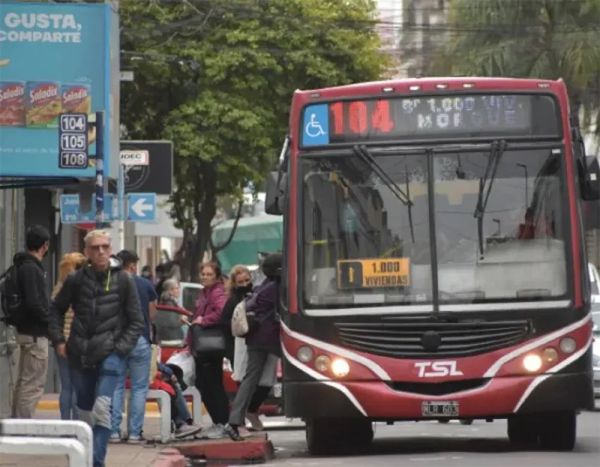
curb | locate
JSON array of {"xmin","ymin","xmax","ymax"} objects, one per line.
[
  {"xmin": 152, "ymin": 448, "xmax": 187, "ymax": 467},
  {"xmin": 37, "ymin": 400, "xmax": 201, "ymax": 414},
  {"xmin": 173, "ymin": 434, "xmax": 275, "ymax": 463}
]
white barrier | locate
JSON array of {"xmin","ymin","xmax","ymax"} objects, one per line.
[
  {"xmin": 125, "ymin": 386, "xmax": 202, "ymax": 443},
  {"xmin": 0, "ymin": 419, "xmax": 93, "ymax": 467}
]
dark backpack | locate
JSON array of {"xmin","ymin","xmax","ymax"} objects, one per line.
[{"xmin": 0, "ymin": 265, "xmax": 22, "ymax": 325}]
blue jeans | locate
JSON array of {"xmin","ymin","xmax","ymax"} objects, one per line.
[
  {"xmin": 56, "ymin": 351, "xmax": 78, "ymax": 420},
  {"xmin": 111, "ymin": 337, "xmax": 151, "ymax": 438},
  {"xmin": 174, "ymin": 382, "xmax": 192, "ymax": 425},
  {"xmin": 71, "ymin": 353, "xmax": 125, "ymax": 467}
]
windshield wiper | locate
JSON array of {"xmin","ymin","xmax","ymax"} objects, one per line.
[
  {"xmin": 353, "ymin": 145, "xmax": 415, "ymax": 243},
  {"xmin": 473, "ymin": 140, "xmax": 507, "ymax": 257}
]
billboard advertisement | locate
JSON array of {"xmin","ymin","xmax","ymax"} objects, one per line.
[{"xmin": 0, "ymin": 2, "xmax": 120, "ymax": 179}]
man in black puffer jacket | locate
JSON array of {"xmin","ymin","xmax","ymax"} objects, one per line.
[{"xmin": 49, "ymin": 230, "xmax": 143, "ymax": 467}]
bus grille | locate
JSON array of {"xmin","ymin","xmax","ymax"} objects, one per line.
[{"xmin": 334, "ymin": 318, "xmax": 531, "ymax": 358}]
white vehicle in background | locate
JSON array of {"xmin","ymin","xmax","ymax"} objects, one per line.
[
  {"xmin": 177, "ymin": 281, "xmax": 203, "ymax": 312},
  {"xmin": 589, "ymin": 263, "xmax": 600, "ymax": 301}
]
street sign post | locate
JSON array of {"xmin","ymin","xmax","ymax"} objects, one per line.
[
  {"xmin": 127, "ymin": 193, "xmax": 157, "ymax": 223},
  {"xmin": 58, "ymin": 113, "xmax": 88, "ymax": 169},
  {"xmin": 60, "ymin": 194, "xmax": 114, "ymax": 224}
]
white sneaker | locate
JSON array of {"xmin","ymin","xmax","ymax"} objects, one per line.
[
  {"xmin": 246, "ymin": 412, "xmax": 264, "ymax": 431},
  {"xmin": 174, "ymin": 422, "xmax": 203, "ymax": 439},
  {"xmin": 195, "ymin": 424, "xmax": 226, "ymax": 440}
]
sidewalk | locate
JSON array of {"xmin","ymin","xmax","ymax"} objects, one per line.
[{"xmin": 0, "ymin": 410, "xmax": 166, "ymax": 467}]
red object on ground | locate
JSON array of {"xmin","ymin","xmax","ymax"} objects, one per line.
[
  {"xmin": 152, "ymin": 448, "xmax": 186, "ymax": 467},
  {"xmin": 173, "ymin": 434, "xmax": 274, "ymax": 462}
]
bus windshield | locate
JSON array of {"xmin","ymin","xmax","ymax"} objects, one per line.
[{"xmin": 301, "ymin": 147, "xmax": 568, "ymax": 310}]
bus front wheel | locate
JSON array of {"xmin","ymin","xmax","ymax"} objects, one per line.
[
  {"xmin": 306, "ymin": 418, "xmax": 373, "ymax": 456},
  {"xmin": 507, "ymin": 415, "xmax": 539, "ymax": 447},
  {"xmin": 538, "ymin": 411, "xmax": 577, "ymax": 451}
]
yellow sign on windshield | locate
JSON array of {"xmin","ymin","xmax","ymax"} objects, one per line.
[{"xmin": 337, "ymin": 258, "xmax": 410, "ymax": 289}]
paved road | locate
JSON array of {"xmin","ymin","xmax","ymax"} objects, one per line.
[{"xmin": 267, "ymin": 410, "xmax": 600, "ymax": 466}]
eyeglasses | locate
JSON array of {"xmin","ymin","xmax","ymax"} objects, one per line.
[{"xmin": 89, "ymin": 244, "xmax": 110, "ymax": 252}]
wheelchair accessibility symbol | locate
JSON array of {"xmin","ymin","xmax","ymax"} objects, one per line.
[
  {"xmin": 306, "ymin": 114, "xmax": 326, "ymax": 138},
  {"xmin": 302, "ymin": 104, "xmax": 329, "ymax": 146}
]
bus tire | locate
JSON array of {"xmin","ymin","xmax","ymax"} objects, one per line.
[
  {"xmin": 507, "ymin": 416, "xmax": 539, "ymax": 447},
  {"xmin": 459, "ymin": 419, "xmax": 473, "ymax": 425},
  {"xmin": 538, "ymin": 411, "xmax": 577, "ymax": 451},
  {"xmin": 306, "ymin": 418, "xmax": 373, "ymax": 456}
]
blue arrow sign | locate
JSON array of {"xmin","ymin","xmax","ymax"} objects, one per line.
[
  {"xmin": 60, "ymin": 194, "xmax": 115, "ymax": 224},
  {"xmin": 127, "ymin": 193, "xmax": 157, "ymax": 222}
]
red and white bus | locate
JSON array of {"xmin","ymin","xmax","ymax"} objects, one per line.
[{"xmin": 265, "ymin": 78, "xmax": 600, "ymax": 455}]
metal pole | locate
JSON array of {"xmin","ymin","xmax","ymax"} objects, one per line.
[
  {"xmin": 117, "ymin": 162, "xmax": 125, "ymax": 250},
  {"xmin": 95, "ymin": 111, "xmax": 105, "ymax": 229}
]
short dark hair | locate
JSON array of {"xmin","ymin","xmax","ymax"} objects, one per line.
[
  {"xmin": 26, "ymin": 225, "xmax": 50, "ymax": 252},
  {"xmin": 116, "ymin": 250, "xmax": 139, "ymax": 269},
  {"xmin": 262, "ymin": 253, "xmax": 282, "ymax": 279}
]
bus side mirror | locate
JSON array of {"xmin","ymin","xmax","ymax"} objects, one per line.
[
  {"xmin": 265, "ymin": 171, "xmax": 286, "ymax": 215},
  {"xmin": 579, "ymin": 156, "xmax": 600, "ymax": 201}
]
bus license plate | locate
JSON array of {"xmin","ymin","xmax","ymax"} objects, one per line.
[
  {"xmin": 422, "ymin": 401, "xmax": 459, "ymax": 418},
  {"xmin": 273, "ymin": 383, "xmax": 282, "ymax": 398}
]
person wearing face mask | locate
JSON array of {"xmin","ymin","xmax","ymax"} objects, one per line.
[
  {"xmin": 221, "ymin": 265, "xmax": 254, "ymax": 366},
  {"xmin": 9, "ymin": 225, "xmax": 51, "ymax": 419}
]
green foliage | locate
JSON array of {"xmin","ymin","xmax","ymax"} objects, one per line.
[
  {"xmin": 430, "ymin": 0, "xmax": 600, "ymax": 135},
  {"xmin": 120, "ymin": 0, "xmax": 390, "ymax": 279}
]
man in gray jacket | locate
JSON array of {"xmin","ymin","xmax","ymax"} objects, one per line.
[{"xmin": 49, "ymin": 230, "xmax": 144, "ymax": 467}]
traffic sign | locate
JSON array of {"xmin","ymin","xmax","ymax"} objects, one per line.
[
  {"xmin": 59, "ymin": 113, "xmax": 88, "ymax": 169},
  {"xmin": 120, "ymin": 150, "xmax": 149, "ymax": 166},
  {"xmin": 127, "ymin": 193, "xmax": 157, "ymax": 222},
  {"xmin": 60, "ymin": 194, "xmax": 114, "ymax": 224}
]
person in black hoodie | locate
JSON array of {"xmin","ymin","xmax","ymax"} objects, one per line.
[{"xmin": 11, "ymin": 225, "xmax": 51, "ymax": 419}]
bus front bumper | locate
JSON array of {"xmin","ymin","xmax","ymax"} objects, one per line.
[{"xmin": 283, "ymin": 372, "xmax": 595, "ymax": 420}]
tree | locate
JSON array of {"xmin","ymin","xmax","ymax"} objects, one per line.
[
  {"xmin": 430, "ymin": 0, "xmax": 600, "ymax": 135},
  {"xmin": 120, "ymin": 0, "xmax": 390, "ymax": 280}
]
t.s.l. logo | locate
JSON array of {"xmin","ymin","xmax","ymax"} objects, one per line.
[{"xmin": 414, "ymin": 361, "xmax": 464, "ymax": 378}]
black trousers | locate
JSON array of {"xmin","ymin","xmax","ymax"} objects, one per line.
[{"xmin": 194, "ymin": 354, "xmax": 229, "ymax": 425}]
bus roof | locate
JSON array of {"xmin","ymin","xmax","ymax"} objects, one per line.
[{"xmin": 293, "ymin": 77, "xmax": 566, "ymax": 100}]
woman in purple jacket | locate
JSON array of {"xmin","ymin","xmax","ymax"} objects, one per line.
[
  {"xmin": 224, "ymin": 253, "xmax": 282, "ymax": 441},
  {"xmin": 187, "ymin": 261, "xmax": 230, "ymax": 439}
]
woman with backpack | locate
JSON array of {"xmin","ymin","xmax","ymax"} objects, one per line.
[
  {"xmin": 51, "ymin": 252, "xmax": 86, "ymax": 420},
  {"xmin": 220, "ymin": 265, "xmax": 253, "ymax": 366},
  {"xmin": 223, "ymin": 264, "xmax": 277, "ymax": 432},
  {"xmin": 224, "ymin": 253, "xmax": 282, "ymax": 441}
]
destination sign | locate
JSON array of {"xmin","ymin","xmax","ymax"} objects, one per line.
[
  {"xmin": 337, "ymin": 258, "xmax": 410, "ymax": 289},
  {"xmin": 301, "ymin": 94, "xmax": 559, "ymax": 147}
]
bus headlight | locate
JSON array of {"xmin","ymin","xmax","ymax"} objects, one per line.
[
  {"xmin": 542, "ymin": 347, "xmax": 559, "ymax": 363},
  {"xmin": 315, "ymin": 355, "xmax": 331, "ymax": 372},
  {"xmin": 523, "ymin": 354, "xmax": 543, "ymax": 372},
  {"xmin": 331, "ymin": 358, "xmax": 350, "ymax": 378},
  {"xmin": 559, "ymin": 337, "xmax": 576, "ymax": 354},
  {"xmin": 297, "ymin": 346, "xmax": 314, "ymax": 363}
]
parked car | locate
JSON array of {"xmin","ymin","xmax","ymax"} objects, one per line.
[
  {"xmin": 592, "ymin": 305, "xmax": 600, "ymax": 398},
  {"xmin": 154, "ymin": 281, "xmax": 283, "ymax": 416}
]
